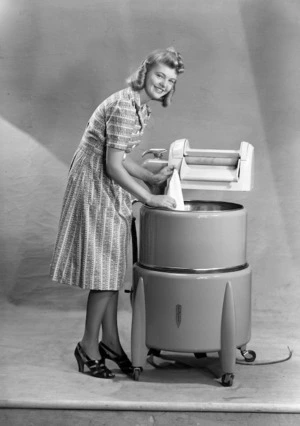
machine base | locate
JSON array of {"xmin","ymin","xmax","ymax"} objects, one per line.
[{"xmin": 130, "ymin": 264, "xmax": 255, "ymax": 386}]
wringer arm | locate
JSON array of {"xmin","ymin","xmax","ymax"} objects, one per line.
[{"xmin": 168, "ymin": 139, "xmax": 254, "ymax": 191}]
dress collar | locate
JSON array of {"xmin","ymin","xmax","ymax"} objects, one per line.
[{"xmin": 129, "ymin": 87, "xmax": 151, "ymax": 118}]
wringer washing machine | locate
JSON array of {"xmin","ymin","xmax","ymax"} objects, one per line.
[{"xmin": 130, "ymin": 139, "xmax": 256, "ymax": 387}]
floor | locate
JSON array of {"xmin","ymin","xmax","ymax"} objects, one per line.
[{"xmin": 1, "ymin": 280, "xmax": 299, "ymax": 426}]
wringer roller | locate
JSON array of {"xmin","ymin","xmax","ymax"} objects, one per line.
[{"xmin": 129, "ymin": 139, "xmax": 256, "ymax": 387}]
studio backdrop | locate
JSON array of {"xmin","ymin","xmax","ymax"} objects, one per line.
[{"xmin": 0, "ymin": 0, "xmax": 299, "ymax": 323}]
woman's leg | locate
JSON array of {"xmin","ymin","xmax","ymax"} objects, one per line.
[
  {"xmin": 80, "ymin": 290, "xmax": 115, "ymax": 359},
  {"xmin": 101, "ymin": 291, "xmax": 124, "ymax": 355}
]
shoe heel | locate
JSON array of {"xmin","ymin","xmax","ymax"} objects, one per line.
[
  {"xmin": 74, "ymin": 346, "xmax": 84, "ymax": 373},
  {"xmin": 74, "ymin": 343, "xmax": 114, "ymax": 379}
]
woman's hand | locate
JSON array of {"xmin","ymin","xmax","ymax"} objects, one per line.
[
  {"xmin": 147, "ymin": 194, "xmax": 176, "ymax": 210},
  {"xmin": 145, "ymin": 165, "xmax": 174, "ymax": 195},
  {"xmin": 150, "ymin": 165, "xmax": 174, "ymax": 186}
]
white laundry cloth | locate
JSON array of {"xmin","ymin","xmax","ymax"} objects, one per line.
[{"xmin": 165, "ymin": 169, "xmax": 185, "ymax": 210}]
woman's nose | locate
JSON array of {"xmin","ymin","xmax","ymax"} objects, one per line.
[{"xmin": 160, "ymin": 78, "xmax": 167, "ymax": 88}]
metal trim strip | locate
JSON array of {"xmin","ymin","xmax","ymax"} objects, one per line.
[{"xmin": 136, "ymin": 262, "xmax": 249, "ymax": 275}]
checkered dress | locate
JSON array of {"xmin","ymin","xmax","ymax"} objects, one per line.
[{"xmin": 50, "ymin": 87, "xmax": 151, "ymax": 290}]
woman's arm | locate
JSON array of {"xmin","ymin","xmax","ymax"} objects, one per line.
[
  {"xmin": 123, "ymin": 154, "xmax": 174, "ymax": 185},
  {"xmin": 122, "ymin": 154, "xmax": 155, "ymax": 183},
  {"xmin": 106, "ymin": 147, "xmax": 176, "ymax": 209}
]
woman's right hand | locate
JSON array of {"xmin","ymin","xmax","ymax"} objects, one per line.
[{"xmin": 147, "ymin": 194, "xmax": 176, "ymax": 210}]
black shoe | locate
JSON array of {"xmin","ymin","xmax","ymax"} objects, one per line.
[
  {"xmin": 99, "ymin": 341, "xmax": 133, "ymax": 376},
  {"xmin": 74, "ymin": 343, "xmax": 115, "ymax": 379}
]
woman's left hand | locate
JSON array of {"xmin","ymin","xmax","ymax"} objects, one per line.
[
  {"xmin": 150, "ymin": 165, "xmax": 174, "ymax": 186},
  {"xmin": 145, "ymin": 166, "xmax": 174, "ymax": 195}
]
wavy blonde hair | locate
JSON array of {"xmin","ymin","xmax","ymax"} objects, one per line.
[{"xmin": 127, "ymin": 47, "xmax": 184, "ymax": 107}]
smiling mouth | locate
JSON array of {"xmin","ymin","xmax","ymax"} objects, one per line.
[{"xmin": 154, "ymin": 86, "xmax": 165, "ymax": 94}]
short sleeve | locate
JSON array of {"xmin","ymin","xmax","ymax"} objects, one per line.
[{"xmin": 106, "ymin": 99, "xmax": 136, "ymax": 151}]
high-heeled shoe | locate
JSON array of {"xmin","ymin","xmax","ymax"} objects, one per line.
[
  {"xmin": 74, "ymin": 343, "xmax": 115, "ymax": 379},
  {"xmin": 99, "ymin": 341, "xmax": 133, "ymax": 376}
]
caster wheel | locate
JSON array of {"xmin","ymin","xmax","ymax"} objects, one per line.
[
  {"xmin": 221, "ymin": 373, "xmax": 234, "ymax": 387},
  {"xmin": 133, "ymin": 368, "xmax": 141, "ymax": 381},
  {"xmin": 194, "ymin": 352, "xmax": 207, "ymax": 359},
  {"xmin": 241, "ymin": 349, "xmax": 256, "ymax": 362}
]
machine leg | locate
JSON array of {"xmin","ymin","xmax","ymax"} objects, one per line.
[
  {"xmin": 131, "ymin": 276, "xmax": 147, "ymax": 380},
  {"xmin": 220, "ymin": 281, "xmax": 236, "ymax": 387}
]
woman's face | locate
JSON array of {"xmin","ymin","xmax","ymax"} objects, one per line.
[{"xmin": 144, "ymin": 63, "xmax": 177, "ymax": 101}]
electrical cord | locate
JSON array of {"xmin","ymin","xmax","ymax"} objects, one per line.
[
  {"xmin": 236, "ymin": 346, "xmax": 293, "ymax": 366},
  {"xmin": 147, "ymin": 346, "xmax": 293, "ymax": 369}
]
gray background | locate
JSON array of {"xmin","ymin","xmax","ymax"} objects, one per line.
[{"xmin": 0, "ymin": 0, "xmax": 299, "ymax": 324}]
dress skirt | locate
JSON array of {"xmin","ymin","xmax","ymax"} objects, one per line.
[{"xmin": 50, "ymin": 142, "xmax": 132, "ymax": 290}]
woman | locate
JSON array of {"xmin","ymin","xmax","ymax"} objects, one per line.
[{"xmin": 50, "ymin": 47, "xmax": 184, "ymax": 379}]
